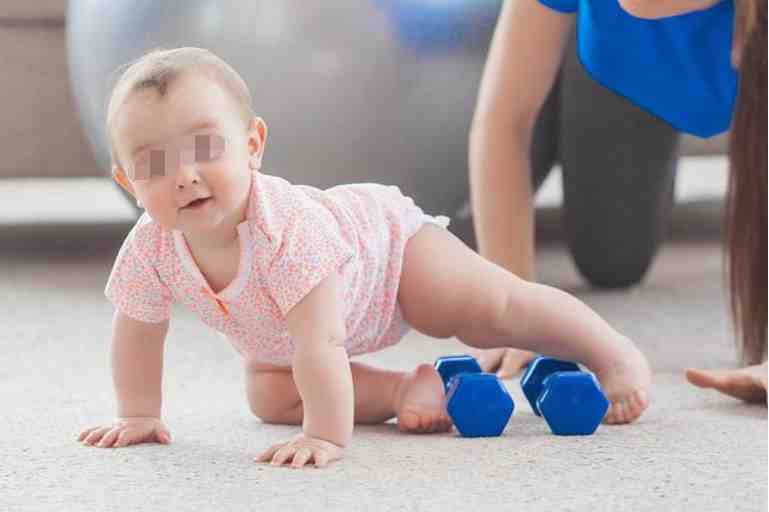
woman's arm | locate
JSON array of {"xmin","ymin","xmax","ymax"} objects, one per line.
[
  {"xmin": 469, "ymin": 0, "xmax": 574, "ymax": 279},
  {"xmin": 617, "ymin": 0, "xmax": 722, "ymax": 19}
]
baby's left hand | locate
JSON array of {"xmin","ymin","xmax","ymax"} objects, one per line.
[{"xmin": 255, "ymin": 433, "xmax": 344, "ymax": 469}]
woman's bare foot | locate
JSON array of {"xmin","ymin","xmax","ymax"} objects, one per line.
[
  {"xmin": 393, "ymin": 364, "xmax": 453, "ymax": 433},
  {"xmin": 685, "ymin": 362, "xmax": 767, "ymax": 403},
  {"xmin": 591, "ymin": 341, "xmax": 652, "ymax": 425}
]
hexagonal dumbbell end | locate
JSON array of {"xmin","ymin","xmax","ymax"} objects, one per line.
[
  {"xmin": 520, "ymin": 356, "xmax": 580, "ymax": 416},
  {"xmin": 537, "ymin": 371, "xmax": 609, "ymax": 436},
  {"xmin": 434, "ymin": 354, "xmax": 482, "ymax": 392},
  {"xmin": 445, "ymin": 373, "xmax": 515, "ymax": 437}
]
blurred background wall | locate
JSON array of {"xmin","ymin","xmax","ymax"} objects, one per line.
[
  {"xmin": 0, "ymin": 0, "xmax": 728, "ymax": 231},
  {"xmin": 0, "ymin": 0, "xmax": 101, "ymax": 179}
]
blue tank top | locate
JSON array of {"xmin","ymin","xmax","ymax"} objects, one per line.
[{"xmin": 539, "ymin": 0, "xmax": 738, "ymax": 137}]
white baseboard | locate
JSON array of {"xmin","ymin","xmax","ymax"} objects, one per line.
[
  {"xmin": 456, "ymin": 154, "xmax": 727, "ymax": 218},
  {"xmin": 0, "ymin": 155, "xmax": 727, "ymax": 225}
]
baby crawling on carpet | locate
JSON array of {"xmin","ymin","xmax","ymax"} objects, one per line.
[{"xmin": 77, "ymin": 47, "xmax": 651, "ymax": 468}]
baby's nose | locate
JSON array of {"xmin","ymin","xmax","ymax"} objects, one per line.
[{"xmin": 176, "ymin": 171, "xmax": 200, "ymax": 189}]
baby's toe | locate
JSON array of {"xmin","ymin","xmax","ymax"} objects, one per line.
[
  {"xmin": 399, "ymin": 409, "xmax": 432, "ymax": 433},
  {"xmin": 426, "ymin": 412, "xmax": 446, "ymax": 433},
  {"xmin": 605, "ymin": 389, "xmax": 649, "ymax": 425},
  {"xmin": 420, "ymin": 414, "xmax": 433, "ymax": 432},
  {"xmin": 398, "ymin": 408, "xmax": 452, "ymax": 433},
  {"xmin": 398, "ymin": 410, "xmax": 421, "ymax": 432},
  {"xmin": 604, "ymin": 400, "xmax": 626, "ymax": 424},
  {"xmin": 414, "ymin": 414, "xmax": 428, "ymax": 433},
  {"xmin": 628, "ymin": 389, "xmax": 649, "ymax": 418}
]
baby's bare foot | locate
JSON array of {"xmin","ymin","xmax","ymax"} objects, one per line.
[
  {"xmin": 394, "ymin": 364, "xmax": 453, "ymax": 434},
  {"xmin": 591, "ymin": 341, "xmax": 652, "ymax": 425}
]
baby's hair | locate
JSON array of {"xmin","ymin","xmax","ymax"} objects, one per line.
[{"xmin": 105, "ymin": 47, "xmax": 254, "ymax": 169}]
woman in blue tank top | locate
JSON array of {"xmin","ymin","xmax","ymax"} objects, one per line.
[{"xmin": 469, "ymin": 0, "xmax": 766, "ymax": 400}]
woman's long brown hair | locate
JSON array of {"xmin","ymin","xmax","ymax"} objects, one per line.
[{"xmin": 726, "ymin": 0, "xmax": 767, "ymax": 365}]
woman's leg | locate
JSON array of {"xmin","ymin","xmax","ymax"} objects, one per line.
[
  {"xmin": 398, "ymin": 224, "xmax": 651, "ymax": 424},
  {"xmin": 558, "ymin": 31, "xmax": 680, "ymax": 288}
]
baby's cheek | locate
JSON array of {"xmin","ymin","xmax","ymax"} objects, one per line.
[{"xmin": 214, "ymin": 164, "xmax": 251, "ymax": 200}]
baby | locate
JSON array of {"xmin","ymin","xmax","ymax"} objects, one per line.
[{"xmin": 78, "ymin": 47, "xmax": 651, "ymax": 468}]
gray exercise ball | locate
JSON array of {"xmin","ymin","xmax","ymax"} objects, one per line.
[{"xmin": 67, "ymin": 0, "xmax": 501, "ymax": 220}]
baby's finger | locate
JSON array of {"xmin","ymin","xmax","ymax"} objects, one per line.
[
  {"xmin": 313, "ymin": 450, "xmax": 330, "ymax": 468},
  {"xmin": 290, "ymin": 447, "xmax": 313, "ymax": 469},
  {"xmin": 97, "ymin": 427, "xmax": 122, "ymax": 448},
  {"xmin": 114, "ymin": 430, "xmax": 136, "ymax": 448},
  {"xmin": 255, "ymin": 443, "xmax": 283, "ymax": 463},
  {"xmin": 155, "ymin": 428, "xmax": 172, "ymax": 444},
  {"xmin": 270, "ymin": 445, "xmax": 295, "ymax": 466},
  {"xmin": 83, "ymin": 427, "xmax": 111, "ymax": 446},
  {"xmin": 78, "ymin": 426, "xmax": 101, "ymax": 442}
]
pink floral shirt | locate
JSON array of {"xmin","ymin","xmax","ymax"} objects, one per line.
[{"xmin": 105, "ymin": 170, "xmax": 449, "ymax": 366}]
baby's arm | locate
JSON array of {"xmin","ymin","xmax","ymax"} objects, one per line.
[
  {"xmin": 111, "ymin": 311, "xmax": 168, "ymax": 418},
  {"xmin": 78, "ymin": 310, "xmax": 172, "ymax": 448},
  {"xmin": 256, "ymin": 271, "xmax": 352, "ymax": 468}
]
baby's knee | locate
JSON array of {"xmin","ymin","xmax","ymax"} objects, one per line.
[
  {"xmin": 245, "ymin": 371, "xmax": 302, "ymax": 424},
  {"xmin": 249, "ymin": 398, "xmax": 302, "ymax": 425}
]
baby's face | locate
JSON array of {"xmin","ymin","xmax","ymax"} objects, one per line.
[{"xmin": 113, "ymin": 72, "xmax": 264, "ymax": 233}]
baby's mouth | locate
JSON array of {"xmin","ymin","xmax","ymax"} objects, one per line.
[{"xmin": 181, "ymin": 197, "xmax": 212, "ymax": 210}]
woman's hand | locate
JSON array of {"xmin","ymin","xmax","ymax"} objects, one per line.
[
  {"xmin": 78, "ymin": 417, "xmax": 172, "ymax": 448},
  {"xmin": 473, "ymin": 348, "xmax": 537, "ymax": 379},
  {"xmin": 255, "ymin": 433, "xmax": 344, "ymax": 469},
  {"xmin": 686, "ymin": 362, "xmax": 768, "ymax": 403}
]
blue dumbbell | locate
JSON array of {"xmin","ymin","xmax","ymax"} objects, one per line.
[
  {"xmin": 434, "ymin": 354, "xmax": 483, "ymax": 391},
  {"xmin": 434, "ymin": 354, "xmax": 515, "ymax": 437},
  {"xmin": 520, "ymin": 356, "xmax": 609, "ymax": 436}
]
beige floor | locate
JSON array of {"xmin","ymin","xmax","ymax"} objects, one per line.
[{"xmin": 0, "ymin": 197, "xmax": 765, "ymax": 512}]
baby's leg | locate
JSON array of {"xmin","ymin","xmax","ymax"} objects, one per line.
[
  {"xmin": 244, "ymin": 360, "xmax": 451, "ymax": 433},
  {"xmin": 397, "ymin": 224, "xmax": 651, "ymax": 424}
]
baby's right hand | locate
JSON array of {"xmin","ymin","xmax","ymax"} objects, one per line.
[{"xmin": 78, "ymin": 417, "xmax": 171, "ymax": 448}]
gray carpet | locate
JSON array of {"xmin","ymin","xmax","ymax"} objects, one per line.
[{"xmin": 1, "ymin": 201, "xmax": 766, "ymax": 512}]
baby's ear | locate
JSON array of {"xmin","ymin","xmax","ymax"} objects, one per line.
[
  {"xmin": 248, "ymin": 117, "xmax": 268, "ymax": 169},
  {"xmin": 112, "ymin": 166, "xmax": 136, "ymax": 198},
  {"xmin": 253, "ymin": 116, "xmax": 268, "ymax": 144}
]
